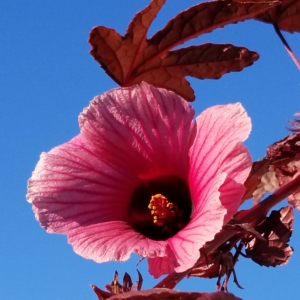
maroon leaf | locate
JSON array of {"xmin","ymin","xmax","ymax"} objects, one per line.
[
  {"xmin": 255, "ymin": 0, "xmax": 300, "ymax": 33},
  {"xmin": 190, "ymin": 249, "xmax": 244, "ymax": 291},
  {"xmin": 136, "ymin": 270, "xmax": 143, "ymax": 291},
  {"xmin": 189, "ymin": 251, "xmax": 226, "ymax": 279},
  {"xmin": 93, "ymin": 270, "xmax": 144, "ymax": 299},
  {"xmin": 245, "ymin": 206, "xmax": 294, "ymax": 267},
  {"xmin": 107, "ymin": 289, "xmax": 242, "ymax": 300},
  {"xmin": 122, "ymin": 273, "xmax": 133, "ymax": 293},
  {"xmin": 255, "ymin": 0, "xmax": 300, "ymax": 69},
  {"xmin": 129, "ymin": 43, "xmax": 259, "ymax": 100},
  {"xmin": 91, "ymin": 285, "xmax": 112, "ymax": 300},
  {"xmin": 223, "ymin": 223, "xmax": 266, "ymax": 241},
  {"xmin": 89, "ymin": 0, "xmax": 280, "ymax": 101}
]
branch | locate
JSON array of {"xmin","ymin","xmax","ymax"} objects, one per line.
[{"xmin": 154, "ymin": 174, "xmax": 300, "ymax": 289}]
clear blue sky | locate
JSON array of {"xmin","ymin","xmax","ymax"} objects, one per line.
[{"xmin": 1, "ymin": 1, "xmax": 300, "ymax": 299}]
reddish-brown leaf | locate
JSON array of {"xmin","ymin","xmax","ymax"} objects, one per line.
[
  {"xmin": 245, "ymin": 206, "xmax": 294, "ymax": 267},
  {"xmin": 189, "ymin": 251, "xmax": 234, "ymax": 280},
  {"xmin": 122, "ymin": 273, "xmax": 133, "ymax": 293},
  {"xmin": 91, "ymin": 284, "xmax": 112, "ymax": 300},
  {"xmin": 107, "ymin": 289, "xmax": 242, "ymax": 300},
  {"xmin": 255, "ymin": 0, "xmax": 300, "ymax": 69},
  {"xmin": 223, "ymin": 222, "xmax": 266, "ymax": 241},
  {"xmin": 256, "ymin": 0, "xmax": 300, "ymax": 33},
  {"xmin": 94, "ymin": 270, "xmax": 143, "ymax": 299},
  {"xmin": 136, "ymin": 270, "xmax": 143, "ymax": 291},
  {"xmin": 130, "ymin": 43, "xmax": 259, "ymax": 100},
  {"xmin": 89, "ymin": 0, "xmax": 280, "ymax": 101}
]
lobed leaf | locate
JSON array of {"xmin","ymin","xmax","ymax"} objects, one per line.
[
  {"xmin": 255, "ymin": 0, "xmax": 300, "ymax": 33},
  {"xmin": 130, "ymin": 43, "xmax": 259, "ymax": 100},
  {"xmin": 255, "ymin": 0, "xmax": 300, "ymax": 68},
  {"xmin": 89, "ymin": 0, "xmax": 280, "ymax": 100}
]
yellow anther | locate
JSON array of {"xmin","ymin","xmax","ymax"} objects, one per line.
[
  {"xmin": 166, "ymin": 203, "xmax": 174, "ymax": 208},
  {"xmin": 148, "ymin": 193, "xmax": 178, "ymax": 227}
]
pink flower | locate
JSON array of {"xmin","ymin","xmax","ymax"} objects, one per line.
[{"xmin": 27, "ymin": 83, "xmax": 251, "ymax": 278}]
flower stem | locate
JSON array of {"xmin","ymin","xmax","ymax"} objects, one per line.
[{"xmin": 154, "ymin": 174, "xmax": 300, "ymax": 289}]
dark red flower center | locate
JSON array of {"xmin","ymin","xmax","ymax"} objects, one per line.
[{"xmin": 128, "ymin": 175, "xmax": 192, "ymax": 240}]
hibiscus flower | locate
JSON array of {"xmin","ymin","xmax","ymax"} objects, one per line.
[{"xmin": 27, "ymin": 82, "xmax": 252, "ymax": 278}]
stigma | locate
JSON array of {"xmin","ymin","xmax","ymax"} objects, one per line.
[{"xmin": 148, "ymin": 194, "xmax": 181, "ymax": 227}]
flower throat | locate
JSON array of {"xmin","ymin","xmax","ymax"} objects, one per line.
[{"xmin": 128, "ymin": 176, "xmax": 192, "ymax": 241}]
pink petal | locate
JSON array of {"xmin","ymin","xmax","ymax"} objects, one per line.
[
  {"xmin": 189, "ymin": 103, "xmax": 251, "ymax": 221},
  {"xmin": 157, "ymin": 103, "xmax": 252, "ymax": 274},
  {"xmin": 27, "ymin": 83, "xmax": 197, "ymax": 266},
  {"xmin": 148, "ymin": 247, "xmax": 179, "ymax": 279},
  {"xmin": 27, "ymin": 135, "xmax": 139, "ymax": 233},
  {"xmin": 79, "ymin": 82, "xmax": 195, "ymax": 180},
  {"xmin": 165, "ymin": 174, "xmax": 227, "ymax": 274},
  {"xmin": 68, "ymin": 221, "xmax": 168, "ymax": 262}
]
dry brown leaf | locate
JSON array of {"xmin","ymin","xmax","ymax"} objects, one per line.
[
  {"xmin": 89, "ymin": 0, "xmax": 280, "ymax": 100},
  {"xmin": 288, "ymin": 187, "xmax": 300, "ymax": 211},
  {"xmin": 243, "ymin": 124, "xmax": 300, "ymax": 204},
  {"xmin": 242, "ymin": 159, "xmax": 271, "ymax": 202},
  {"xmin": 267, "ymin": 131, "xmax": 300, "ymax": 208}
]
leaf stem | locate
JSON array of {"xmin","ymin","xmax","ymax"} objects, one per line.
[
  {"xmin": 154, "ymin": 174, "xmax": 300, "ymax": 289},
  {"xmin": 273, "ymin": 23, "xmax": 300, "ymax": 70}
]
